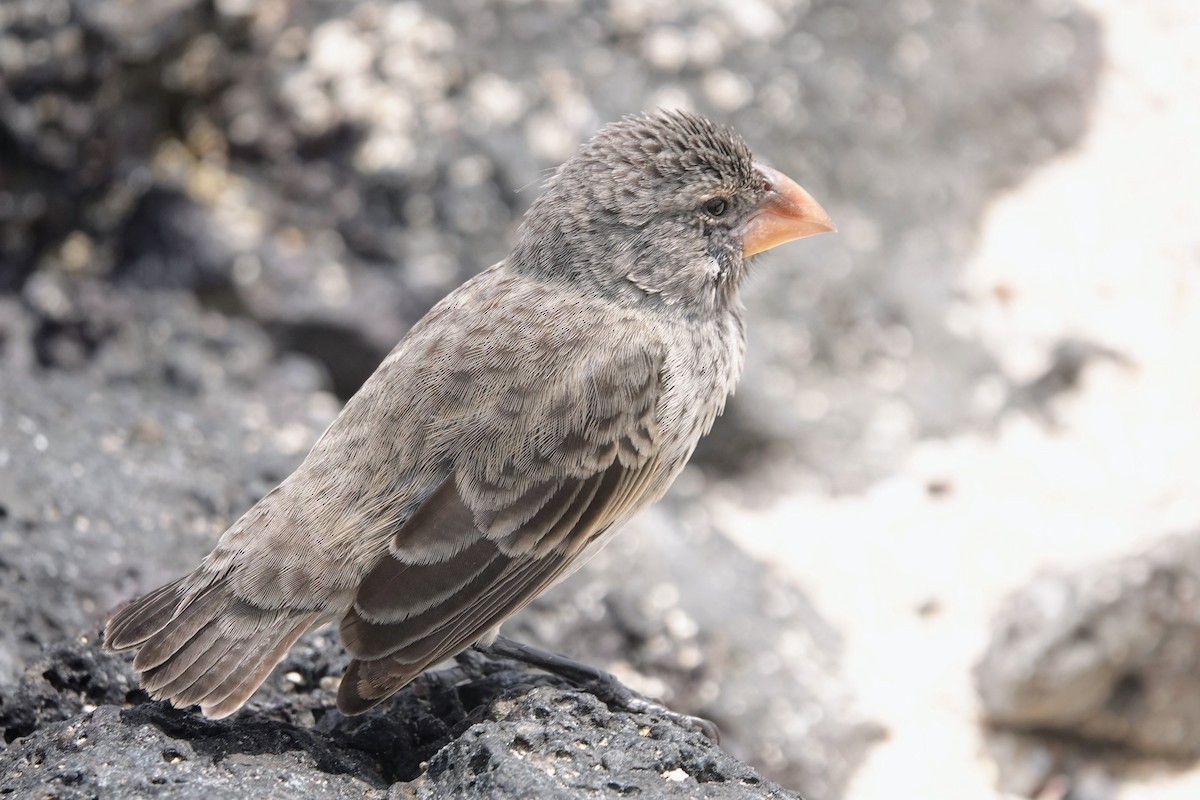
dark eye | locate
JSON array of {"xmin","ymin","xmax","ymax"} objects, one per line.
[{"xmin": 703, "ymin": 197, "xmax": 728, "ymax": 217}]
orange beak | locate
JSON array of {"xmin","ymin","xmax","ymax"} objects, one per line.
[{"xmin": 739, "ymin": 163, "xmax": 836, "ymax": 257}]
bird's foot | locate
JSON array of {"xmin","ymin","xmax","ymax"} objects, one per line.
[{"xmin": 471, "ymin": 635, "xmax": 720, "ymax": 742}]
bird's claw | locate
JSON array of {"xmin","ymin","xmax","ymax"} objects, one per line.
[
  {"xmin": 622, "ymin": 696, "xmax": 721, "ymax": 741},
  {"xmin": 582, "ymin": 676, "xmax": 721, "ymax": 742},
  {"xmin": 474, "ymin": 636, "xmax": 720, "ymax": 741}
]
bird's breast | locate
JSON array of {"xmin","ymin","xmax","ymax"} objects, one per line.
[{"xmin": 655, "ymin": 311, "xmax": 746, "ymax": 458}]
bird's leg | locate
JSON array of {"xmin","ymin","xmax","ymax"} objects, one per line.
[{"xmin": 472, "ymin": 634, "xmax": 720, "ymax": 741}]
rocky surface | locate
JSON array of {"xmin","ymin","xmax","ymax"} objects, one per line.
[
  {"xmin": 0, "ymin": 285, "xmax": 337, "ymax": 681},
  {"xmin": 0, "ymin": 636, "xmax": 800, "ymax": 799},
  {"xmin": 977, "ymin": 533, "xmax": 1200, "ymax": 758}
]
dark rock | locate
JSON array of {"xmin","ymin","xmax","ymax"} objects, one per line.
[
  {"xmin": 0, "ymin": 635, "xmax": 138, "ymax": 747},
  {"xmin": 0, "ymin": 702, "xmax": 387, "ymax": 799},
  {"xmin": 0, "ymin": 0, "xmax": 216, "ymax": 287},
  {"xmin": 1005, "ymin": 338, "xmax": 1131, "ymax": 424},
  {"xmin": 414, "ymin": 688, "xmax": 799, "ymax": 799},
  {"xmin": 982, "ymin": 729, "xmax": 1121, "ymax": 800},
  {"xmin": 113, "ymin": 186, "xmax": 237, "ymax": 296},
  {"xmin": 977, "ymin": 532, "xmax": 1200, "ymax": 757},
  {"xmin": 0, "ymin": 286, "xmax": 335, "ymax": 680},
  {"xmin": 0, "ymin": 635, "xmax": 800, "ymax": 799}
]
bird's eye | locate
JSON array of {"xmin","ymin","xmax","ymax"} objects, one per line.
[{"xmin": 703, "ymin": 197, "xmax": 728, "ymax": 217}]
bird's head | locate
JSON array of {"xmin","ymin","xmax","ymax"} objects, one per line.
[{"xmin": 512, "ymin": 109, "xmax": 834, "ymax": 314}]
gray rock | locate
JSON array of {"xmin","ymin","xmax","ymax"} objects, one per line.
[
  {"xmin": 0, "ymin": 635, "xmax": 800, "ymax": 799},
  {"xmin": 0, "ymin": 284, "xmax": 336, "ymax": 680},
  {"xmin": 982, "ymin": 729, "xmax": 1120, "ymax": 800},
  {"xmin": 0, "ymin": 0, "xmax": 213, "ymax": 287},
  {"xmin": 0, "ymin": 705, "xmax": 384, "ymax": 800},
  {"xmin": 412, "ymin": 688, "xmax": 799, "ymax": 799},
  {"xmin": 977, "ymin": 532, "xmax": 1200, "ymax": 756}
]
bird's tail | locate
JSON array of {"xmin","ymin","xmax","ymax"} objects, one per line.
[{"xmin": 104, "ymin": 572, "xmax": 321, "ymax": 719}]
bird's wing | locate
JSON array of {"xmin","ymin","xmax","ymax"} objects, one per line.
[
  {"xmin": 333, "ymin": 275, "xmax": 676, "ymax": 712},
  {"xmin": 336, "ymin": 457, "xmax": 661, "ymax": 713}
]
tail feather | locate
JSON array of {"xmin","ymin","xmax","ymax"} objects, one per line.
[
  {"xmin": 104, "ymin": 578, "xmax": 188, "ymax": 649},
  {"xmin": 336, "ymin": 658, "xmax": 408, "ymax": 715},
  {"xmin": 140, "ymin": 619, "xmax": 235, "ymax": 694},
  {"xmin": 104, "ymin": 573, "xmax": 320, "ymax": 718},
  {"xmin": 132, "ymin": 582, "xmax": 228, "ymax": 672},
  {"xmin": 336, "ymin": 653, "xmax": 435, "ymax": 716},
  {"xmin": 195, "ymin": 614, "xmax": 317, "ymax": 719}
]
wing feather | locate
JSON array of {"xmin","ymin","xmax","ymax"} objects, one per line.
[{"xmin": 336, "ymin": 448, "xmax": 672, "ymax": 713}]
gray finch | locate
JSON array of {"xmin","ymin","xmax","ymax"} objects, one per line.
[{"xmin": 104, "ymin": 109, "xmax": 834, "ymax": 718}]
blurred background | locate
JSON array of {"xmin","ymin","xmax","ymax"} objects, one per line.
[{"xmin": 2, "ymin": 0, "xmax": 1199, "ymax": 797}]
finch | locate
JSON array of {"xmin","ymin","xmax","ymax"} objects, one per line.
[{"xmin": 104, "ymin": 109, "xmax": 834, "ymax": 719}]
